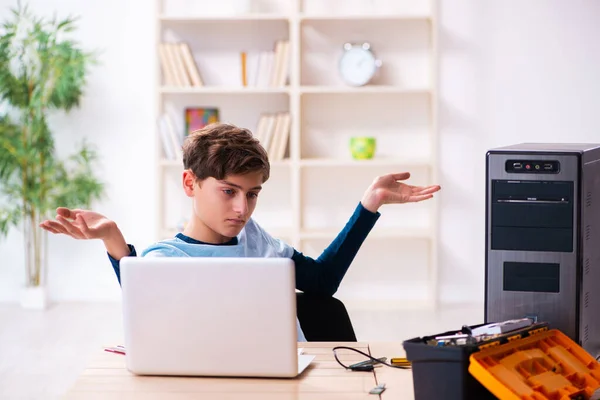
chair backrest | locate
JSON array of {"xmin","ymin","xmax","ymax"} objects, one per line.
[{"xmin": 295, "ymin": 293, "xmax": 357, "ymax": 342}]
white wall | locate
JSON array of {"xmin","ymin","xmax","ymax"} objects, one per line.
[
  {"xmin": 1, "ymin": 0, "xmax": 599, "ymax": 304},
  {"xmin": 438, "ymin": 0, "xmax": 600, "ymax": 303},
  {"xmin": 0, "ymin": 0, "xmax": 157, "ymax": 302}
]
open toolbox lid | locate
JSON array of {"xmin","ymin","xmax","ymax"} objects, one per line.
[{"xmin": 468, "ymin": 328, "xmax": 600, "ymax": 400}]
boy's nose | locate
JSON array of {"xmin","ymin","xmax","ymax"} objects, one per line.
[{"xmin": 233, "ymin": 196, "xmax": 248, "ymax": 216}]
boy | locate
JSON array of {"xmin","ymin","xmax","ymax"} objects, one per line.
[{"xmin": 41, "ymin": 123, "xmax": 441, "ymax": 341}]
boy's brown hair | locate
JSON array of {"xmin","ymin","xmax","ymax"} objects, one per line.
[{"xmin": 182, "ymin": 123, "xmax": 270, "ymax": 183}]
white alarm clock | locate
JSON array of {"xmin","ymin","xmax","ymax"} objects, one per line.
[{"xmin": 338, "ymin": 42, "xmax": 382, "ymax": 87}]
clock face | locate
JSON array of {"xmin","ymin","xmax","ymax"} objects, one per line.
[{"xmin": 339, "ymin": 47, "xmax": 377, "ymax": 86}]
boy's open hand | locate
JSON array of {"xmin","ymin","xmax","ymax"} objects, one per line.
[
  {"xmin": 361, "ymin": 172, "xmax": 441, "ymax": 213},
  {"xmin": 40, "ymin": 208, "xmax": 117, "ymax": 241}
]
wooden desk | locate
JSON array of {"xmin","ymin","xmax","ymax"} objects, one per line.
[
  {"xmin": 64, "ymin": 342, "xmax": 415, "ymax": 400},
  {"xmin": 369, "ymin": 342, "xmax": 414, "ymax": 399}
]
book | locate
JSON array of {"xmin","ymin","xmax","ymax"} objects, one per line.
[
  {"xmin": 163, "ymin": 114, "xmax": 183, "ymax": 161},
  {"xmin": 166, "ymin": 42, "xmax": 189, "ymax": 87},
  {"xmin": 158, "ymin": 42, "xmax": 204, "ymax": 87},
  {"xmin": 179, "ymin": 42, "xmax": 203, "ymax": 87},
  {"xmin": 157, "ymin": 115, "xmax": 176, "ymax": 160},
  {"xmin": 158, "ymin": 43, "xmax": 176, "ymax": 86},
  {"xmin": 241, "ymin": 51, "xmax": 248, "ymax": 87},
  {"xmin": 185, "ymin": 108, "xmax": 219, "ymax": 136}
]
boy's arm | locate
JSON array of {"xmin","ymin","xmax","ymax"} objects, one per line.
[
  {"xmin": 102, "ymin": 223, "xmax": 133, "ymax": 260},
  {"xmin": 40, "ymin": 207, "xmax": 136, "ymax": 286},
  {"xmin": 107, "ymin": 244, "xmax": 137, "ymax": 286},
  {"xmin": 292, "ymin": 171, "xmax": 440, "ymax": 296},
  {"xmin": 103, "ymin": 224, "xmax": 139, "ymax": 287},
  {"xmin": 292, "ymin": 202, "xmax": 379, "ymax": 296},
  {"xmin": 41, "ymin": 207, "xmax": 132, "ymax": 258}
]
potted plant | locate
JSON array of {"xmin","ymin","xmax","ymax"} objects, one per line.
[{"xmin": 0, "ymin": 4, "xmax": 104, "ymax": 309}]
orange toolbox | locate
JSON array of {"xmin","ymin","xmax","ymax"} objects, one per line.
[{"xmin": 469, "ymin": 329, "xmax": 600, "ymax": 400}]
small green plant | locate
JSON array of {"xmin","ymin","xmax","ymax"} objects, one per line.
[{"xmin": 0, "ymin": 3, "xmax": 104, "ymax": 287}]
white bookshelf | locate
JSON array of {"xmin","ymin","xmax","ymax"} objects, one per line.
[{"xmin": 155, "ymin": 0, "xmax": 439, "ymax": 310}]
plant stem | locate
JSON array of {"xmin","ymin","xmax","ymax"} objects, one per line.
[
  {"xmin": 37, "ymin": 111, "xmax": 45, "ymax": 288},
  {"xmin": 31, "ymin": 208, "xmax": 39, "ymax": 286},
  {"xmin": 21, "ymin": 119, "xmax": 32, "ymax": 286},
  {"xmin": 23, "ymin": 211, "xmax": 31, "ymax": 286},
  {"xmin": 23, "ymin": 80, "xmax": 36, "ymax": 287}
]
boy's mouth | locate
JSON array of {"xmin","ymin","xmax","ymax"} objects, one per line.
[{"xmin": 226, "ymin": 219, "xmax": 245, "ymax": 225}]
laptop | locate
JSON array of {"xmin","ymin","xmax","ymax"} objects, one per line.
[{"xmin": 119, "ymin": 257, "xmax": 315, "ymax": 378}]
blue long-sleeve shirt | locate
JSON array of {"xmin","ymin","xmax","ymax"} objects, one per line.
[{"xmin": 108, "ymin": 202, "xmax": 380, "ymax": 297}]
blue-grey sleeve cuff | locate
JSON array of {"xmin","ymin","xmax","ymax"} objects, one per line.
[
  {"xmin": 357, "ymin": 201, "xmax": 381, "ymax": 220},
  {"xmin": 107, "ymin": 244, "xmax": 136, "ymax": 286},
  {"xmin": 107, "ymin": 244, "xmax": 136, "ymax": 263}
]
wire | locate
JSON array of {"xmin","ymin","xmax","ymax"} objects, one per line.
[{"xmin": 332, "ymin": 346, "xmax": 411, "ymax": 371}]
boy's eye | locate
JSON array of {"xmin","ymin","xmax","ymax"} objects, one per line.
[
  {"xmin": 223, "ymin": 189, "xmax": 235, "ymax": 196},
  {"xmin": 248, "ymin": 192, "xmax": 259, "ymax": 199}
]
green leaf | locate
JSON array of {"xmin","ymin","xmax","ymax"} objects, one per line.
[
  {"xmin": 0, "ymin": 206, "xmax": 22, "ymax": 236},
  {"xmin": 0, "ymin": 115, "xmax": 22, "ymax": 180},
  {"xmin": 0, "ymin": 4, "xmax": 103, "ymax": 239}
]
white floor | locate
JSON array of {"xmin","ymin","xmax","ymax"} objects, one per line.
[{"xmin": 0, "ymin": 302, "xmax": 483, "ymax": 400}]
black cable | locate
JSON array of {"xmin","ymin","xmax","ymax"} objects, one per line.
[{"xmin": 332, "ymin": 346, "xmax": 411, "ymax": 371}]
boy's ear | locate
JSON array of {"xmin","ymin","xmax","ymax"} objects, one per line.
[{"xmin": 182, "ymin": 170, "xmax": 197, "ymax": 197}]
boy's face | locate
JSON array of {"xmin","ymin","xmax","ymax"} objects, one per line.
[{"xmin": 183, "ymin": 170, "xmax": 263, "ymax": 242}]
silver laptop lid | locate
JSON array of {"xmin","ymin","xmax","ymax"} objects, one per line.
[{"xmin": 120, "ymin": 257, "xmax": 298, "ymax": 377}]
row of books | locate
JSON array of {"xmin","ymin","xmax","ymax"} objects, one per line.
[
  {"xmin": 157, "ymin": 109, "xmax": 290, "ymax": 162},
  {"xmin": 158, "ymin": 39, "xmax": 290, "ymax": 88},
  {"xmin": 158, "ymin": 42, "xmax": 204, "ymax": 87},
  {"xmin": 157, "ymin": 107, "xmax": 221, "ymax": 161},
  {"xmin": 157, "ymin": 113, "xmax": 184, "ymax": 161},
  {"xmin": 242, "ymin": 39, "xmax": 290, "ymax": 87},
  {"xmin": 255, "ymin": 112, "xmax": 291, "ymax": 161}
]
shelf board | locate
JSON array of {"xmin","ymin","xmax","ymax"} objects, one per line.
[
  {"xmin": 269, "ymin": 159, "xmax": 292, "ymax": 167},
  {"xmin": 160, "ymin": 14, "xmax": 429, "ymax": 23},
  {"xmin": 160, "ymin": 159, "xmax": 291, "ymax": 167},
  {"xmin": 160, "ymin": 227, "xmax": 428, "ymax": 241},
  {"xmin": 160, "ymin": 86, "xmax": 289, "ymax": 94},
  {"xmin": 160, "ymin": 86, "xmax": 424, "ymax": 95},
  {"xmin": 162, "ymin": 227, "xmax": 294, "ymax": 240},
  {"xmin": 159, "ymin": 14, "xmax": 290, "ymax": 22},
  {"xmin": 299, "ymin": 158, "xmax": 431, "ymax": 168},
  {"xmin": 299, "ymin": 86, "xmax": 430, "ymax": 95},
  {"xmin": 300, "ymin": 227, "xmax": 432, "ymax": 240},
  {"xmin": 299, "ymin": 14, "xmax": 431, "ymax": 22}
]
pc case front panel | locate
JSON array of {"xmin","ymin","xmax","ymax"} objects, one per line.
[{"xmin": 486, "ymin": 153, "xmax": 580, "ymax": 341}]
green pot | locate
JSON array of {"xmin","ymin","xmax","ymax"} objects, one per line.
[{"xmin": 350, "ymin": 137, "xmax": 376, "ymax": 160}]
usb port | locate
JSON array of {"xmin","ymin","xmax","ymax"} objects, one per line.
[
  {"xmin": 513, "ymin": 162, "xmax": 523, "ymax": 169},
  {"xmin": 544, "ymin": 163, "xmax": 553, "ymax": 170}
]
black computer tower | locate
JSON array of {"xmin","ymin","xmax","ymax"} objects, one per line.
[{"xmin": 485, "ymin": 143, "xmax": 600, "ymax": 357}]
